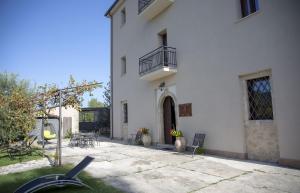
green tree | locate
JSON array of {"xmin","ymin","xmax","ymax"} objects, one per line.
[
  {"xmin": 88, "ymin": 98, "xmax": 104, "ymax": 108},
  {"xmin": 35, "ymin": 75, "xmax": 101, "ymax": 117},
  {"xmin": 103, "ymin": 80, "xmax": 111, "ymax": 107},
  {"xmin": 0, "ymin": 73, "xmax": 101, "ymax": 146},
  {"xmin": 0, "ymin": 73, "xmax": 35, "ymax": 143},
  {"xmin": 34, "ymin": 75, "xmax": 101, "ymax": 165}
]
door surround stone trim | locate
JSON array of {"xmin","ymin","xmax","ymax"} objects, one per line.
[{"xmin": 157, "ymin": 88, "xmax": 178, "ymax": 144}]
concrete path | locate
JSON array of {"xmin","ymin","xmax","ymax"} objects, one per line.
[
  {"xmin": 1, "ymin": 138, "xmax": 299, "ymax": 193},
  {"xmin": 43, "ymin": 138, "xmax": 300, "ymax": 193},
  {"xmin": 0, "ymin": 141, "xmax": 298, "ymax": 193},
  {"xmin": 0, "ymin": 158, "xmax": 49, "ymax": 175}
]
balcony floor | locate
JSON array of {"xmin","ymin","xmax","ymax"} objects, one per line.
[
  {"xmin": 140, "ymin": 66, "xmax": 177, "ymax": 81},
  {"xmin": 140, "ymin": 0, "xmax": 174, "ymax": 20}
]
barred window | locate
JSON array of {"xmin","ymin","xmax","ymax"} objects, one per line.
[
  {"xmin": 123, "ymin": 103, "xmax": 128, "ymax": 123},
  {"xmin": 247, "ymin": 76, "xmax": 273, "ymax": 120},
  {"xmin": 121, "ymin": 56, "xmax": 126, "ymax": 76}
]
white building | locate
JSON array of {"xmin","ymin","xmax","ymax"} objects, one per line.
[
  {"xmin": 50, "ymin": 106, "xmax": 79, "ymax": 135},
  {"xmin": 105, "ymin": 0, "xmax": 300, "ymax": 168}
]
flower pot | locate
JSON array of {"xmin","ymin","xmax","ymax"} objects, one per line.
[
  {"xmin": 175, "ymin": 137, "xmax": 186, "ymax": 152},
  {"xmin": 142, "ymin": 134, "xmax": 151, "ymax": 147}
]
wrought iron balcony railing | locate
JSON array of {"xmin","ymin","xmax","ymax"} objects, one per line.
[
  {"xmin": 138, "ymin": 0, "xmax": 154, "ymax": 14},
  {"xmin": 139, "ymin": 46, "xmax": 177, "ymax": 76}
]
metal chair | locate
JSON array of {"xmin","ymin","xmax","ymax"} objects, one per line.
[
  {"xmin": 69, "ymin": 133, "xmax": 80, "ymax": 147},
  {"xmin": 192, "ymin": 133, "xmax": 206, "ymax": 157},
  {"xmin": 94, "ymin": 132, "xmax": 101, "ymax": 146}
]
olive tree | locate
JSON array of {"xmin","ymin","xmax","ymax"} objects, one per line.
[{"xmin": 0, "ymin": 73, "xmax": 35, "ymax": 144}]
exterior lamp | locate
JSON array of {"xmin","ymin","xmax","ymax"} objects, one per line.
[{"xmin": 159, "ymin": 82, "xmax": 165, "ymax": 91}]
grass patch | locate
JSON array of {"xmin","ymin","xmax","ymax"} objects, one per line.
[
  {"xmin": 0, "ymin": 147, "xmax": 43, "ymax": 167},
  {"xmin": 0, "ymin": 165, "xmax": 123, "ymax": 193}
]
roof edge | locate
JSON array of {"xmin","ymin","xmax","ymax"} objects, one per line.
[{"xmin": 105, "ymin": 0, "xmax": 122, "ymax": 17}]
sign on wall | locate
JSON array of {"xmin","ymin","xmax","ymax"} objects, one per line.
[{"xmin": 179, "ymin": 103, "xmax": 192, "ymax": 117}]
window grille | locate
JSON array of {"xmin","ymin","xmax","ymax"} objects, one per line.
[
  {"xmin": 121, "ymin": 56, "xmax": 126, "ymax": 75},
  {"xmin": 247, "ymin": 76, "xmax": 273, "ymax": 120},
  {"xmin": 123, "ymin": 103, "xmax": 128, "ymax": 123}
]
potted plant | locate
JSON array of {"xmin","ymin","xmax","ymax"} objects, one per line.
[
  {"xmin": 170, "ymin": 129, "xmax": 186, "ymax": 152},
  {"xmin": 140, "ymin": 128, "xmax": 151, "ymax": 147}
]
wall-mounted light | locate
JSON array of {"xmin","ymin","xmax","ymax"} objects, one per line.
[{"xmin": 159, "ymin": 82, "xmax": 165, "ymax": 91}]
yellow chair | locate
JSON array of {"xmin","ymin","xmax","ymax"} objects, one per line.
[{"xmin": 44, "ymin": 130, "xmax": 56, "ymax": 140}]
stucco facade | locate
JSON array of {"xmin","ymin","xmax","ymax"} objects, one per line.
[
  {"xmin": 50, "ymin": 107, "xmax": 79, "ymax": 135},
  {"xmin": 106, "ymin": 0, "xmax": 300, "ymax": 168}
]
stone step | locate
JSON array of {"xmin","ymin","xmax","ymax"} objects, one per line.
[{"xmin": 156, "ymin": 143, "xmax": 175, "ymax": 151}]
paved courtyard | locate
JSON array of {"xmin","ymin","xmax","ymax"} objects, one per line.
[{"xmin": 43, "ymin": 138, "xmax": 300, "ymax": 193}]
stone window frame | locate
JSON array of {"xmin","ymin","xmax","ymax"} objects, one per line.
[{"xmin": 240, "ymin": 69, "xmax": 275, "ymax": 123}]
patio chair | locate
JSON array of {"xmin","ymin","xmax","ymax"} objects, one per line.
[
  {"xmin": 7, "ymin": 136, "xmax": 37, "ymax": 159},
  {"xmin": 135, "ymin": 130, "xmax": 143, "ymax": 145},
  {"xmin": 14, "ymin": 156, "xmax": 95, "ymax": 193},
  {"xmin": 192, "ymin": 133, "xmax": 206, "ymax": 158},
  {"xmin": 69, "ymin": 133, "xmax": 80, "ymax": 147},
  {"xmin": 94, "ymin": 131, "xmax": 101, "ymax": 146}
]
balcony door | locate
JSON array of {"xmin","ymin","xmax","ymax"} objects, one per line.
[
  {"xmin": 161, "ymin": 33, "xmax": 167, "ymax": 47},
  {"xmin": 159, "ymin": 32, "xmax": 168, "ymax": 66}
]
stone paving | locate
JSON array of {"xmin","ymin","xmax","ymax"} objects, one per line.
[
  {"xmin": 49, "ymin": 138, "xmax": 300, "ymax": 193},
  {"xmin": 0, "ymin": 158, "xmax": 49, "ymax": 175},
  {"xmin": 1, "ymin": 138, "xmax": 300, "ymax": 193}
]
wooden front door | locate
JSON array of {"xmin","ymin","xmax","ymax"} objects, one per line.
[
  {"xmin": 163, "ymin": 96, "xmax": 176, "ymax": 144},
  {"xmin": 63, "ymin": 117, "xmax": 72, "ymax": 137}
]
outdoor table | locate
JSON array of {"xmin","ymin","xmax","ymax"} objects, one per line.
[
  {"xmin": 79, "ymin": 133, "xmax": 95, "ymax": 148},
  {"xmin": 69, "ymin": 133, "xmax": 95, "ymax": 148}
]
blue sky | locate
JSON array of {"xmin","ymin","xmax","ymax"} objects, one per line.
[{"xmin": 0, "ymin": 0, "xmax": 114, "ymax": 106}]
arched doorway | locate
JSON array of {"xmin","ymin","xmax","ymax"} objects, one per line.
[{"xmin": 163, "ymin": 96, "xmax": 176, "ymax": 144}]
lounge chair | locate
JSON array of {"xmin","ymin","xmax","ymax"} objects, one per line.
[
  {"xmin": 192, "ymin": 133, "xmax": 206, "ymax": 157},
  {"xmin": 14, "ymin": 156, "xmax": 95, "ymax": 193}
]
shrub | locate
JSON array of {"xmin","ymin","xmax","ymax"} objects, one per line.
[
  {"xmin": 140, "ymin": 128, "xmax": 149, "ymax": 135},
  {"xmin": 196, "ymin": 147, "xmax": 205, "ymax": 155},
  {"xmin": 64, "ymin": 128, "xmax": 72, "ymax": 139},
  {"xmin": 170, "ymin": 129, "xmax": 183, "ymax": 137}
]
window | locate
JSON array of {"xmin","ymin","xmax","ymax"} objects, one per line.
[
  {"xmin": 121, "ymin": 8, "xmax": 126, "ymax": 26},
  {"xmin": 122, "ymin": 102, "xmax": 128, "ymax": 124},
  {"xmin": 240, "ymin": 0, "xmax": 259, "ymax": 18},
  {"xmin": 79, "ymin": 112, "xmax": 95, "ymax": 122},
  {"xmin": 247, "ymin": 76, "xmax": 273, "ymax": 120},
  {"xmin": 121, "ymin": 56, "xmax": 126, "ymax": 75}
]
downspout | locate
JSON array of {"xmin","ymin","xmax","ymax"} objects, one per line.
[{"xmin": 110, "ymin": 14, "xmax": 114, "ymax": 139}]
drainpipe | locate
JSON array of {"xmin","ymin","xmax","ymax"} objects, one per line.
[{"xmin": 109, "ymin": 14, "xmax": 114, "ymax": 139}]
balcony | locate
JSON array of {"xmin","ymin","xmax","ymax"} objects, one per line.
[
  {"xmin": 138, "ymin": 0, "xmax": 174, "ymax": 20},
  {"xmin": 139, "ymin": 46, "xmax": 177, "ymax": 81}
]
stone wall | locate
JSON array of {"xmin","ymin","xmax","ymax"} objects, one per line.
[{"xmin": 245, "ymin": 121, "xmax": 279, "ymax": 162}]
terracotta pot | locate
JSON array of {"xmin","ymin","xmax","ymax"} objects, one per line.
[
  {"xmin": 175, "ymin": 137, "xmax": 186, "ymax": 152},
  {"xmin": 142, "ymin": 134, "xmax": 151, "ymax": 147}
]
